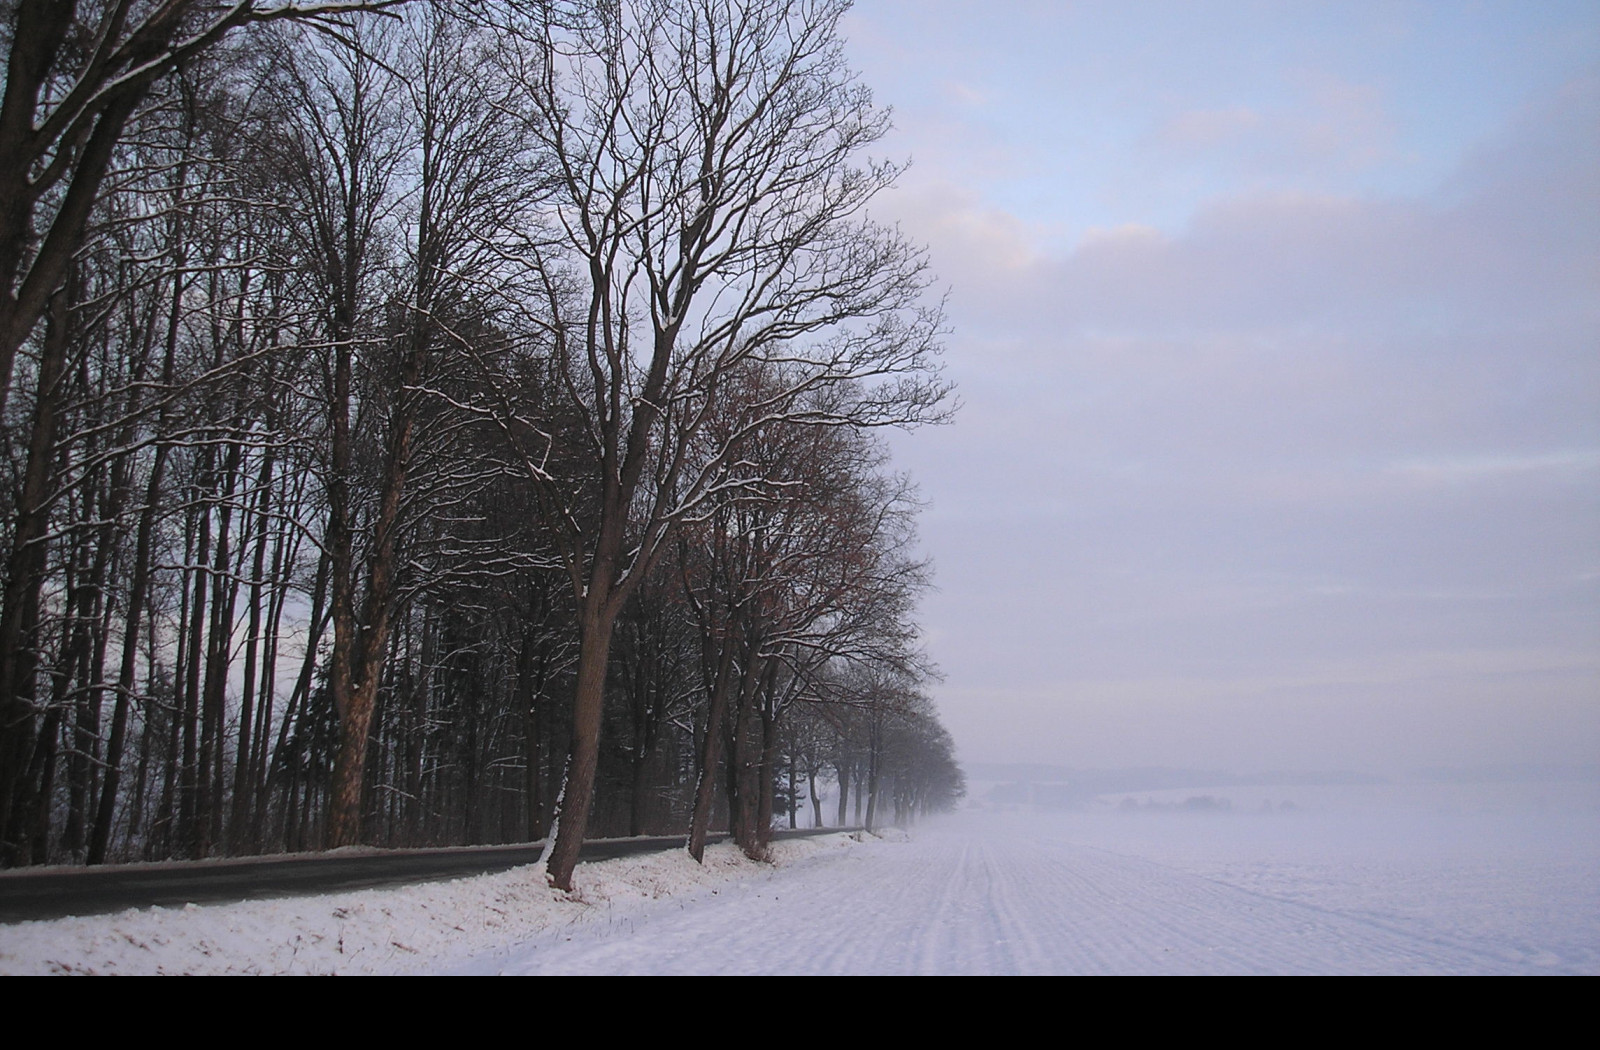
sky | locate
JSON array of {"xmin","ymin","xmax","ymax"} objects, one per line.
[{"xmin": 838, "ymin": 0, "xmax": 1600, "ymax": 776}]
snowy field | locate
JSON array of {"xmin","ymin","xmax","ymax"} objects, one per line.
[{"xmin": 3, "ymin": 781, "xmax": 1595, "ymax": 975}]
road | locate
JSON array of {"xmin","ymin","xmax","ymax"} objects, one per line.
[{"xmin": 0, "ymin": 829, "xmax": 844, "ymax": 923}]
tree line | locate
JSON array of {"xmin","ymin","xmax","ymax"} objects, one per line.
[{"xmin": 0, "ymin": 0, "xmax": 963, "ymax": 888}]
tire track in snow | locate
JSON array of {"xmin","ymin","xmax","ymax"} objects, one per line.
[
  {"xmin": 461, "ymin": 816, "xmax": 1579, "ymax": 975},
  {"xmin": 1050, "ymin": 839, "xmax": 1543, "ymax": 974},
  {"xmin": 912, "ymin": 837, "xmax": 979, "ymax": 973}
]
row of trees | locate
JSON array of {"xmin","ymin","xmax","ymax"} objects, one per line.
[{"xmin": 0, "ymin": 0, "xmax": 963, "ymax": 887}]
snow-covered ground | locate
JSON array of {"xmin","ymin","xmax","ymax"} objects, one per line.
[
  {"xmin": 4, "ymin": 781, "xmax": 1595, "ymax": 975},
  {"xmin": 0, "ymin": 835, "xmax": 856, "ymax": 975}
]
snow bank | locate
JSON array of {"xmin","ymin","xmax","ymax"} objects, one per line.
[{"xmin": 0, "ymin": 833, "xmax": 861, "ymax": 976}]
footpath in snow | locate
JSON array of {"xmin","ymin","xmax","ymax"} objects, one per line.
[{"xmin": 4, "ymin": 781, "xmax": 1596, "ymax": 975}]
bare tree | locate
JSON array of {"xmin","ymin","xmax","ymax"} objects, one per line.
[
  {"xmin": 0, "ymin": 0, "xmax": 412, "ymax": 865},
  {"xmin": 478, "ymin": 0, "xmax": 949, "ymax": 889},
  {"xmin": 0, "ymin": 1, "xmax": 411, "ymax": 417},
  {"xmin": 670, "ymin": 376, "xmax": 930, "ymax": 857},
  {"xmin": 0, "ymin": 0, "xmax": 962, "ymax": 872}
]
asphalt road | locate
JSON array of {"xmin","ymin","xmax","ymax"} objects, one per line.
[{"xmin": 0, "ymin": 827, "xmax": 852, "ymax": 924}]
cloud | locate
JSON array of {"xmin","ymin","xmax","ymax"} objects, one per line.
[
  {"xmin": 1294, "ymin": 72, "xmax": 1395, "ymax": 169},
  {"xmin": 903, "ymin": 71, "xmax": 1594, "ymax": 343},
  {"xmin": 1388, "ymin": 450, "xmax": 1600, "ymax": 483},
  {"xmin": 875, "ymin": 182, "xmax": 1044, "ymax": 288},
  {"xmin": 888, "ymin": 73, "xmax": 1600, "ymax": 773},
  {"xmin": 941, "ymin": 79, "xmax": 990, "ymax": 108},
  {"xmin": 1159, "ymin": 106, "xmax": 1264, "ymax": 149},
  {"xmin": 923, "ymin": 73, "xmax": 1600, "ymax": 461},
  {"xmin": 1149, "ymin": 71, "xmax": 1400, "ymax": 185}
]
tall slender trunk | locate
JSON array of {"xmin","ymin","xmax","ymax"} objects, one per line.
[
  {"xmin": 324, "ymin": 329, "xmax": 356, "ymax": 839},
  {"xmin": 327, "ymin": 338, "xmax": 422, "ymax": 847},
  {"xmin": 89, "ymin": 217, "xmax": 188, "ymax": 862},
  {"xmin": 758, "ymin": 662, "xmax": 785, "ymax": 843},
  {"xmin": 864, "ymin": 708, "xmax": 882, "ymax": 833},
  {"xmin": 686, "ymin": 637, "xmax": 737, "ymax": 862},
  {"xmin": 626, "ymin": 639, "xmax": 663, "ymax": 838},
  {"xmin": 786, "ymin": 740, "xmax": 797, "ymax": 830},
  {"xmin": 266, "ymin": 545, "xmax": 330, "ymax": 851},
  {"xmin": 88, "ymin": 440, "xmax": 169, "ymax": 863},
  {"xmin": 518, "ymin": 625, "xmax": 546, "ymax": 842},
  {"xmin": 247, "ymin": 517, "xmax": 292, "ymax": 850},
  {"xmin": 836, "ymin": 756, "xmax": 850, "ymax": 828},
  {"xmin": 0, "ymin": 289, "xmax": 69, "ymax": 863},
  {"xmin": 757, "ymin": 693, "xmax": 779, "ymax": 847},
  {"xmin": 177, "ymin": 474, "xmax": 209, "ymax": 858},
  {"xmin": 198, "ymin": 434, "xmax": 243, "ymax": 856},
  {"xmin": 62, "ymin": 513, "xmax": 109, "ymax": 861},
  {"xmin": 728, "ymin": 647, "xmax": 768, "ymax": 857},
  {"xmin": 231, "ymin": 443, "xmax": 275, "ymax": 846}
]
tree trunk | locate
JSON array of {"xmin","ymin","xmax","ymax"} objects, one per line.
[
  {"xmin": 88, "ymin": 440, "xmax": 168, "ymax": 864},
  {"xmin": 864, "ymin": 710, "xmax": 882, "ymax": 833},
  {"xmin": 542, "ymin": 606, "xmax": 616, "ymax": 889},
  {"xmin": 517, "ymin": 623, "xmax": 547, "ymax": 842},
  {"xmin": 686, "ymin": 637, "xmax": 737, "ymax": 862},
  {"xmin": 729, "ymin": 655, "xmax": 763, "ymax": 856},
  {"xmin": 754, "ymin": 661, "xmax": 781, "ymax": 851},
  {"xmin": 836, "ymin": 757, "xmax": 850, "ymax": 828},
  {"xmin": 0, "ymin": 289, "xmax": 69, "ymax": 863},
  {"xmin": 327, "ymin": 330, "xmax": 422, "ymax": 847}
]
